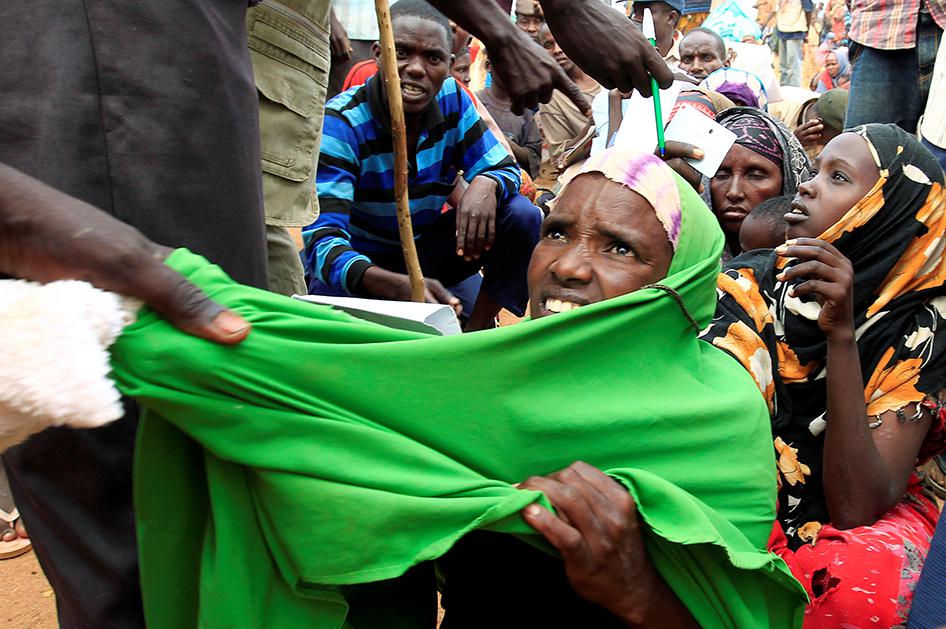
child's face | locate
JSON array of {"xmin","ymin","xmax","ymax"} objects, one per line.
[
  {"xmin": 452, "ymin": 53, "xmax": 471, "ymax": 86},
  {"xmin": 739, "ymin": 215, "xmax": 784, "ymax": 252},
  {"xmin": 786, "ymin": 133, "xmax": 880, "ymax": 240}
]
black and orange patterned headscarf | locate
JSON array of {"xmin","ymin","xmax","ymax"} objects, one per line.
[{"xmin": 700, "ymin": 123, "xmax": 946, "ymax": 547}]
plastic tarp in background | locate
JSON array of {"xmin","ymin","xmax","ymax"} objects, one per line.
[
  {"xmin": 702, "ymin": 0, "xmax": 762, "ymax": 42},
  {"xmin": 700, "ymin": 0, "xmax": 782, "ymax": 102}
]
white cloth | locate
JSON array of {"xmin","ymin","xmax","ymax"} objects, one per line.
[
  {"xmin": 921, "ymin": 35, "xmax": 946, "ymax": 148},
  {"xmin": 590, "ymin": 89, "xmax": 629, "ymax": 157},
  {"xmin": 0, "ymin": 280, "xmax": 138, "ymax": 452},
  {"xmin": 333, "ymin": 0, "xmax": 378, "ymax": 41},
  {"xmin": 727, "ymin": 41, "xmax": 783, "ymax": 103}
]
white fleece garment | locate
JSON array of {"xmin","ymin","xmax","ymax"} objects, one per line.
[{"xmin": 0, "ymin": 279, "xmax": 139, "ymax": 453}]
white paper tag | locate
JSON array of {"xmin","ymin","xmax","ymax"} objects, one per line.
[
  {"xmin": 612, "ymin": 82, "xmax": 682, "ymax": 154},
  {"xmin": 663, "ymin": 105, "xmax": 737, "ymax": 178}
]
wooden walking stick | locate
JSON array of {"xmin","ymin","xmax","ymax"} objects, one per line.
[{"xmin": 374, "ymin": 0, "xmax": 426, "ymax": 302}]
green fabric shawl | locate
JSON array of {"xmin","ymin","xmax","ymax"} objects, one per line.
[{"xmin": 111, "ymin": 177, "xmax": 805, "ymax": 628}]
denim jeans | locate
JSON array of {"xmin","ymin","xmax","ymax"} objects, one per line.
[
  {"xmin": 922, "ymin": 137, "xmax": 946, "ymax": 173},
  {"xmin": 908, "ymin": 507, "xmax": 946, "ymax": 628},
  {"xmin": 847, "ymin": 12, "xmax": 943, "ymax": 133},
  {"xmin": 778, "ymin": 36, "xmax": 804, "ymax": 87}
]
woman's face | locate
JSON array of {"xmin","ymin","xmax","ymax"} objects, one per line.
[
  {"xmin": 786, "ymin": 133, "xmax": 880, "ymax": 239},
  {"xmin": 528, "ymin": 174, "xmax": 673, "ymax": 319},
  {"xmin": 825, "ymin": 52, "xmax": 838, "ymax": 75},
  {"xmin": 711, "ymin": 144, "xmax": 784, "ymax": 238}
]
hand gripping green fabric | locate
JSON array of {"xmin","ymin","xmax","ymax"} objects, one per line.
[{"xmin": 112, "ymin": 176, "xmax": 806, "ymax": 628}]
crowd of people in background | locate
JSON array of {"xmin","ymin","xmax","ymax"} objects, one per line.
[{"xmin": 2, "ymin": 0, "xmax": 946, "ymax": 627}]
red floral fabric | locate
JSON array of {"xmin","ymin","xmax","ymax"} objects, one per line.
[{"xmin": 769, "ymin": 481, "xmax": 941, "ymax": 628}]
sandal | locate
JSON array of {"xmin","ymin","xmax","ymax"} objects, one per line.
[
  {"xmin": 0, "ymin": 506, "xmax": 31, "ymax": 559},
  {"xmin": 0, "ymin": 469, "xmax": 31, "ymax": 559}
]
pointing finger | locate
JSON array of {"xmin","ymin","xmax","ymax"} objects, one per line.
[{"xmin": 557, "ymin": 71, "xmax": 592, "ymax": 117}]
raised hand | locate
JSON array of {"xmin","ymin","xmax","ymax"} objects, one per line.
[
  {"xmin": 541, "ymin": 0, "xmax": 674, "ymax": 97},
  {"xmin": 426, "ymin": 0, "xmax": 592, "ymax": 116},
  {"xmin": 794, "ymin": 118, "xmax": 824, "ymax": 149},
  {"xmin": 659, "ymin": 141, "xmax": 705, "ymax": 192},
  {"xmin": 484, "ymin": 31, "xmax": 592, "ymax": 115},
  {"xmin": 776, "ymin": 237, "xmax": 855, "ymax": 339}
]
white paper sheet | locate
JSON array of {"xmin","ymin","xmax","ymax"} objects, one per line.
[
  {"xmin": 663, "ymin": 106, "xmax": 737, "ymax": 178},
  {"xmin": 612, "ymin": 81, "xmax": 683, "ymax": 154},
  {"xmin": 292, "ymin": 294, "xmax": 462, "ymax": 336}
]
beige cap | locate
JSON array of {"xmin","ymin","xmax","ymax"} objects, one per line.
[{"xmin": 516, "ymin": 0, "xmax": 542, "ymax": 16}]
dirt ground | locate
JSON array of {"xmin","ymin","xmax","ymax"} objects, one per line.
[{"xmin": 1, "ymin": 550, "xmax": 56, "ymax": 628}]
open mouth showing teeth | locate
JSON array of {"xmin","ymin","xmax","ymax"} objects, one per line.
[
  {"xmin": 785, "ymin": 202, "xmax": 808, "ymax": 224},
  {"xmin": 402, "ymin": 85, "xmax": 424, "ymax": 96},
  {"xmin": 544, "ymin": 298, "xmax": 581, "ymax": 314}
]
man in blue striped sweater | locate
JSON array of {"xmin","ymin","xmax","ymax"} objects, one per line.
[{"xmin": 303, "ymin": 0, "xmax": 541, "ymax": 330}]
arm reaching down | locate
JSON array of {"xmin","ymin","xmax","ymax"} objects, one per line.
[
  {"xmin": 426, "ymin": 0, "xmax": 590, "ymax": 115},
  {"xmin": 0, "ymin": 163, "xmax": 249, "ymax": 344},
  {"xmin": 329, "ymin": 8, "xmax": 352, "ymax": 61},
  {"xmin": 539, "ymin": 0, "xmax": 673, "ymax": 96}
]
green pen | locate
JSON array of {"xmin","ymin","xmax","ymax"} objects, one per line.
[{"xmin": 643, "ymin": 8, "xmax": 666, "ymax": 157}]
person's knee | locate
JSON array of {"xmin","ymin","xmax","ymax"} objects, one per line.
[{"xmin": 497, "ymin": 195, "xmax": 542, "ymax": 246}]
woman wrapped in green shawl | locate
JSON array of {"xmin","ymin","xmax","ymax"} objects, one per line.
[{"xmin": 110, "ymin": 148, "xmax": 806, "ymax": 628}]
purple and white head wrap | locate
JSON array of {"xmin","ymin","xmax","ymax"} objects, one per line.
[
  {"xmin": 578, "ymin": 147, "xmax": 682, "ymax": 251},
  {"xmin": 726, "ymin": 114, "xmax": 784, "ymax": 169}
]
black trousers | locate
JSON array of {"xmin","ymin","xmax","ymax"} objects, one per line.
[{"xmin": 0, "ymin": 1, "xmax": 268, "ymax": 626}]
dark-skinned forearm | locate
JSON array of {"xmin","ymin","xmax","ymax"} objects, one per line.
[
  {"xmin": 508, "ymin": 141, "xmax": 533, "ymax": 169},
  {"xmin": 0, "ymin": 163, "xmax": 251, "ymax": 343},
  {"xmin": 540, "ymin": 0, "xmax": 599, "ymax": 41},
  {"xmin": 822, "ymin": 333, "xmax": 900, "ymax": 528},
  {"xmin": 539, "ymin": 0, "xmax": 618, "ymax": 54},
  {"xmin": 539, "ymin": 0, "xmax": 585, "ymax": 15},
  {"xmin": 616, "ymin": 574, "xmax": 698, "ymax": 628},
  {"xmin": 0, "ymin": 163, "xmax": 168, "ymax": 287}
]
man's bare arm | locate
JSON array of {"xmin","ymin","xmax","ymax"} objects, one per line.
[
  {"xmin": 427, "ymin": 0, "xmax": 591, "ymax": 115},
  {"xmin": 0, "ymin": 163, "xmax": 250, "ymax": 344},
  {"xmin": 430, "ymin": 0, "xmax": 672, "ymax": 111}
]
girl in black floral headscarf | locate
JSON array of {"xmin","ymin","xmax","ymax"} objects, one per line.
[{"xmin": 701, "ymin": 124, "xmax": 946, "ymax": 627}]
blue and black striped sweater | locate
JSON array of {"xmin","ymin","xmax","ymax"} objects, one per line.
[{"xmin": 302, "ymin": 75, "xmax": 520, "ymax": 294}]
